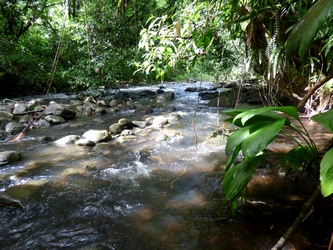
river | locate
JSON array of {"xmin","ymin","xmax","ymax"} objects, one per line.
[{"xmin": 0, "ymin": 82, "xmax": 329, "ymax": 249}]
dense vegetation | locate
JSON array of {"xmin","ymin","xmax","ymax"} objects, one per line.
[{"xmin": 1, "ymin": 0, "xmax": 333, "ymax": 113}]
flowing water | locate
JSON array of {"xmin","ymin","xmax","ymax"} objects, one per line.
[{"xmin": 0, "ymin": 82, "xmax": 330, "ymax": 249}]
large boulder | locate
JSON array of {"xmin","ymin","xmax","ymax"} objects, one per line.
[
  {"xmin": 0, "ymin": 151, "xmax": 21, "ymax": 166},
  {"xmin": 82, "ymin": 129, "xmax": 112, "ymax": 143},
  {"xmin": 44, "ymin": 103, "xmax": 76, "ymax": 120}
]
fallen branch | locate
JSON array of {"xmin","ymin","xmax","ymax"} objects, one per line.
[
  {"xmin": 7, "ymin": 119, "xmax": 34, "ymax": 142},
  {"xmin": 271, "ymin": 184, "xmax": 322, "ymax": 250}
]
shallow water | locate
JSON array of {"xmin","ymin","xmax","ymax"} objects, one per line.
[{"xmin": 0, "ymin": 82, "xmax": 330, "ymax": 249}]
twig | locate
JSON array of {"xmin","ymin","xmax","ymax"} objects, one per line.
[
  {"xmin": 170, "ymin": 165, "xmax": 187, "ymax": 189},
  {"xmin": 271, "ymin": 185, "xmax": 321, "ymax": 250}
]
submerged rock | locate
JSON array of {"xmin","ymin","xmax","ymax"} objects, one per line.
[
  {"xmin": 0, "ymin": 151, "xmax": 21, "ymax": 166},
  {"xmin": 206, "ymin": 129, "xmax": 230, "ymax": 145},
  {"xmin": 0, "ymin": 193, "xmax": 25, "ymax": 212}
]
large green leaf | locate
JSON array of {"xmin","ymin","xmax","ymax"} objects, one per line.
[
  {"xmin": 223, "ymin": 157, "xmax": 260, "ymax": 200},
  {"xmin": 242, "ymin": 118, "xmax": 286, "ymax": 157},
  {"xmin": 320, "ymin": 147, "xmax": 333, "ymax": 197},
  {"xmin": 286, "ymin": 0, "xmax": 333, "ymax": 61},
  {"xmin": 232, "ymin": 106, "xmax": 299, "ymax": 125},
  {"xmin": 311, "ymin": 109, "xmax": 333, "ymax": 133},
  {"xmin": 225, "ymin": 144, "xmax": 242, "ymax": 171},
  {"xmin": 226, "ymin": 126, "xmax": 251, "ymax": 152}
]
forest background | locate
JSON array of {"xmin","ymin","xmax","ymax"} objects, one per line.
[{"xmin": 1, "ymin": 0, "xmax": 333, "ymax": 113}]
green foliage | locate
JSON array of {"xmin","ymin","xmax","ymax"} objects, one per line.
[
  {"xmin": 135, "ymin": 0, "xmax": 244, "ymax": 81},
  {"xmin": 221, "ymin": 106, "xmax": 333, "ymax": 208},
  {"xmin": 286, "ymin": 0, "xmax": 333, "ymax": 62}
]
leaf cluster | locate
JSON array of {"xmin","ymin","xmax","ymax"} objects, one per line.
[{"xmin": 222, "ymin": 106, "xmax": 333, "ymax": 212}]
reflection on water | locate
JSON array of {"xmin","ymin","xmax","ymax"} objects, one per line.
[{"xmin": 0, "ymin": 82, "xmax": 329, "ymax": 249}]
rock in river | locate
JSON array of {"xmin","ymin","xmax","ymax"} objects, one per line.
[
  {"xmin": 0, "ymin": 151, "xmax": 21, "ymax": 166},
  {"xmin": 82, "ymin": 129, "xmax": 112, "ymax": 143}
]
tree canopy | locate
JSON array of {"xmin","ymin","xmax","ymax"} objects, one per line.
[{"xmin": 1, "ymin": 0, "xmax": 333, "ymax": 112}]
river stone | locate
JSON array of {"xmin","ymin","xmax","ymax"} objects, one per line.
[
  {"xmin": 0, "ymin": 111, "xmax": 13, "ymax": 121},
  {"xmin": 0, "ymin": 151, "xmax": 21, "ymax": 166},
  {"xmin": 36, "ymin": 136, "xmax": 53, "ymax": 143},
  {"xmin": 13, "ymin": 103, "xmax": 28, "ymax": 115},
  {"xmin": 132, "ymin": 120, "xmax": 148, "ymax": 128},
  {"xmin": 19, "ymin": 114, "xmax": 32, "ymax": 124},
  {"xmin": 116, "ymin": 135, "xmax": 137, "ymax": 143},
  {"xmin": 0, "ymin": 105, "xmax": 12, "ymax": 113},
  {"xmin": 134, "ymin": 104, "xmax": 153, "ymax": 114},
  {"xmin": 156, "ymin": 91, "xmax": 175, "ymax": 102},
  {"xmin": 156, "ymin": 134, "xmax": 169, "ymax": 142},
  {"xmin": 199, "ymin": 91, "xmax": 219, "ymax": 100},
  {"xmin": 44, "ymin": 103, "xmax": 76, "ymax": 120},
  {"xmin": 44, "ymin": 115, "xmax": 66, "ymax": 124},
  {"xmin": 206, "ymin": 129, "xmax": 229, "ymax": 145},
  {"xmin": 54, "ymin": 135, "xmax": 80, "ymax": 146},
  {"xmin": 168, "ymin": 112, "xmax": 182, "ymax": 122},
  {"xmin": 207, "ymin": 94, "xmax": 234, "ymax": 107},
  {"xmin": 109, "ymin": 99, "xmax": 118, "ymax": 107},
  {"xmin": 95, "ymin": 107, "xmax": 106, "ymax": 115},
  {"xmin": 120, "ymin": 129, "xmax": 134, "ymax": 136},
  {"xmin": 0, "ymin": 130, "xmax": 7, "ymax": 140},
  {"xmin": 82, "ymin": 129, "xmax": 111, "ymax": 143},
  {"xmin": 0, "ymin": 192, "xmax": 25, "ymax": 211},
  {"xmin": 152, "ymin": 116, "xmax": 168, "ymax": 129},
  {"xmin": 118, "ymin": 118, "xmax": 135, "ymax": 128},
  {"xmin": 5, "ymin": 122, "xmax": 25, "ymax": 135},
  {"xmin": 109, "ymin": 123, "xmax": 124, "ymax": 135},
  {"xmin": 69, "ymin": 99, "xmax": 84, "ymax": 106},
  {"xmin": 75, "ymin": 139, "xmax": 96, "ymax": 147},
  {"xmin": 139, "ymin": 90, "xmax": 156, "ymax": 97}
]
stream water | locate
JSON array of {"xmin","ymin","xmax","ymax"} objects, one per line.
[{"xmin": 0, "ymin": 82, "xmax": 330, "ymax": 249}]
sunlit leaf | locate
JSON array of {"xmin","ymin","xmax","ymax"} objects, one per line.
[
  {"xmin": 311, "ymin": 109, "xmax": 333, "ymax": 133},
  {"xmin": 320, "ymin": 148, "xmax": 333, "ymax": 197},
  {"xmin": 233, "ymin": 106, "xmax": 299, "ymax": 125},
  {"xmin": 226, "ymin": 126, "xmax": 252, "ymax": 152},
  {"xmin": 242, "ymin": 118, "xmax": 286, "ymax": 157}
]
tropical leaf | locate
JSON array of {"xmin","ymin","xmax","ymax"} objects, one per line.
[
  {"xmin": 285, "ymin": 0, "xmax": 333, "ymax": 61},
  {"xmin": 311, "ymin": 109, "xmax": 333, "ymax": 133},
  {"xmin": 223, "ymin": 157, "xmax": 261, "ymax": 200},
  {"xmin": 232, "ymin": 106, "xmax": 299, "ymax": 125},
  {"xmin": 320, "ymin": 147, "xmax": 333, "ymax": 197},
  {"xmin": 225, "ymin": 144, "xmax": 242, "ymax": 171},
  {"xmin": 226, "ymin": 126, "xmax": 251, "ymax": 152},
  {"xmin": 242, "ymin": 118, "xmax": 286, "ymax": 157},
  {"xmin": 279, "ymin": 146, "xmax": 314, "ymax": 173}
]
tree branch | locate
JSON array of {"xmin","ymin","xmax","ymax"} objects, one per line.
[
  {"xmin": 271, "ymin": 185, "xmax": 321, "ymax": 250},
  {"xmin": 297, "ymin": 68, "xmax": 333, "ymax": 111}
]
